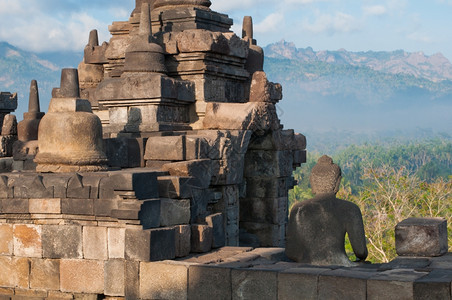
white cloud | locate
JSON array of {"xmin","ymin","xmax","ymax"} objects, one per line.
[
  {"xmin": 254, "ymin": 12, "xmax": 285, "ymax": 33},
  {"xmin": 284, "ymin": 0, "xmax": 331, "ymax": 4},
  {"xmin": 363, "ymin": 5, "xmax": 387, "ymax": 16},
  {"xmin": 302, "ymin": 12, "xmax": 359, "ymax": 34}
]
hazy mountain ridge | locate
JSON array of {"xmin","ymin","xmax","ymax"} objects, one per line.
[
  {"xmin": 0, "ymin": 41, "xmax": 82, "ymax": 118},
  {"xmin": 265, "ymin": 40, "xmax": 452, "ymax": 83}
]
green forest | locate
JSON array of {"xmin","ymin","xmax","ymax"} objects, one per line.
[{"xmin": 289, "ymin": 137, "xmax": 452, "ymax": 263}]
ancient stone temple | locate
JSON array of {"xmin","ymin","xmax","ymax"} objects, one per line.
[{"xmin": 0, "ymin": 1, "xmax": 449, "ymax": 299}]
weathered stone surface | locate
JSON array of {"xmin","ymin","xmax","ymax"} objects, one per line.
[
  {"xmin": 177, "ymin": 30, "xmax": 229, "ymax": 54},
  {"xmin": 191, "ymin": 224, "xmax": 213, "ymax": 253},
  {"xmin": 104, "ymin": 259, "xmax": 125, "ymax": 296},
  {"xmin": 0, "ymin": 224, "xmax": 13, "ymax": 255},
  {"xmin": 42, "ymin": 225, "xmax": 83, "ymax": 259},
  {"xmin": 175, "ymin": 225, "xmax": 191, "ymax": 258},
  {"xmin": 30, "ymin": 259, "xmax": 60, "ymax": 290},
  {"xmin": 188, "ymin": 265, "xmax": 231, "ymax": 300},
  {"xmin": 157, "ymin": 176, "xmax": 194, "ymax": 198},
  {"xmin": 231, "ymin": 269, "xmax": 277, "ymax": 300},
  {"xmin": 413, "ymin": 269, "xmax": 452, "ymax": 300},
  {"xmin": 203, "ymin": 102, "xmax": 280, "ymax": 135},
  {"xmin": 13, "ymin": 224, "xmax": 42, "ymax": 258},
  {"xmin": 12, "ymin": 175, "xmax": 53, "ymax": 199},
  {"xmin": 2, "ymin": 114, "xmax": 17, "ymax": 136},
  {"xmin": 94, "ymin": 199, "xmax": 118, "ymax": 216},
  {"xmin": 367, "ymin": 269, "xmax": 429, "ymax": 300},
  {"xmin": 318, "ymin": 269, "xmax": 375, "ymax": 300},
  {"xmin": 0, "ymin": 256, "xmax": 29, "ymax": 288},
  {"xmin": 125, "ymin": 260, "xmax": 140, "ymax": 299},
  {"xmin": 206, "ymin": 213, "xmax": 225, "ymax": 248},
  {"xmin": 139, "ymin": 199, "xmax": 161, "ymax": 229},
  {"xmin": 106, "ymin": 171, "xmax": 159, "ymax": 200},
  {"xmin": 67, "ymin": 174, "xmax": 91, "ymax": 199},
  {"xmin": 61, "ymin": 198, "xmax": 94, "ymax": 215},
  {"xmin": 278, "ymin": 267, "xmax": 331, "ymax": 300},
  {"xmin": 140, "ymin": 261, "xmax": 189, "ymax": 300},
  {"xmin": 163, "ymin": 159, "xmax": 212, "ymax": 189},
  {"xmin": 60, "ymin": 259, "xmax": 104, "ymax": 294},
  {"xmin": 396, "ymin": 217, "xmax": 448, "ymax": 257},
  {"xmin": 29, "ymin": 198, "xmax": 61, "ymax": 214},
  {"xmin": 160, "ymin": 198, "xmax": 191, "ymax": 226},
  {"xmin": 144, "ymin": 135, "xmax": 185, "ymax": 161},
  {"xmin": 83, "ymin": 226, "xmax": 108, "ymax": 260},
  {"xmin": 108, "ymin": 227, "xmax": 125, "ymax": 259},
  {"xmin": 249, "ymin": 71, "xmax": 282, "ymax": 103},
  {"xmin": 240, "ymin": 222, "xmax": 284, "ymax": 247},
  {"xmin": 125, "ymin": 227, "xmax": 176, "ymax": 261},
  {"xmin": 125, "ymin": 228, "xmax": 152, "ymax": 261},
  {"xmin": 1, "ymin": 198, "xmax": 28, "ymax": 213},
  {"xmin": 240, "ymin": 197, "xmax": 287, "ymax": 225}
]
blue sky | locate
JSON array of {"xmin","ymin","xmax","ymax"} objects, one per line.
[{"xmin": 0, "ymin": 0, "xmax": 451, "ymax": 60}]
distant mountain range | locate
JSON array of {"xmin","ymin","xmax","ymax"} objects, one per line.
[
  {"xmin": 263, "ymin": 40, "xmax": 452, "ymax": 133},
  {"xmin": 0, "ymin": 41, "xmax": 82, "ymax": 118},
  {"xmin": 0, "ymin": 40, "xmax": 450, "ymax": 134},
  {"xmin": 265, "ymin": 40, "xmax": 452, "ymax": 82}
]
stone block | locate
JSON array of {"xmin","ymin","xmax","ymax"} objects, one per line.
[
  {"xmin": 231, "ymin": 269, "xmax": 277, "ymax": 300},
  {"xmin": 61, "ymin": 198, "xmax": 94, "ymax": 215},
  {"xmin": 245, "ymin": 177, "xmax": 288, "ymax": 198},
  {"xmin": 140, "ymin": 261, "xmax": 189, "ymax": 300},
  {"xmin": 108, "ymin": 227, "xmax": 125, "ymax": 259},
  {"xmin": 185, "ymin": 136, "xmax": 209, "ymax": 160},
  {"xmin": 125, "ymin": 227, "xmax": 176, "ymax": 261},
  {"xmin": 42, "ymin": 225, "xmax": 83, "ymax": 259},
  {"xmin": 60, "ymin": 259, "xmax": 104, "ymax": 294},
  {"xmin": 82, "ymin": 173, "xmax": 107, "ymax": 199},
  {"xmin": 175, "ymin": 225, "xmax": 191, "ymax": 258},
  {"xmin": 0, "ymin": 256, "xmax": 29, "ymax": 288},
  {"xmin": 367, "ymin": 269, "xmax": 429, "ymax": 300},
  {"xmin": 318, "ymin": 269, "xmax": 375, "ymax": 300},
  {"xmin": 396, "ymin": 217, "xmax": 448, "ymax": 257},
  {"xmin": 413, "ymin": 270, "xmax": 452, "ymax": 300},
  {"xmin": 67, "ymin": 174, "xmax": 91, "ymax": 199},
  {"xmin": 29, "ymin": 198, "xmax": 61, "ymax": 214},
  {"xmin": 106, "ymin": 171, "xmax": 159, "ymax": 200},
  {"xmin": 30, "ymin": 259, "xmax": 60, "ymax": 290},
  {"xmin": 293, "ymin": 149, "xmax": 307, "ymax": 165},
  {"xmin": 2, "ymin": 198, "xmax": 29, "ymax": 213},
  {"xmin": 191, "ymin": 224, "xmax": 213, "ymax": 253},
  {"xmin": 83, "ymin": 226, "xmax": 108, "ymax": 260},
  {"xmin": 190, "ymin": 188, "xmax": 211, "ymax": 223},
  {"xmin": 294, "ymin": 133, "xmax": 307, "ymax": 150},
  {"xmin": 94, "ymin": 199, "xmax": 118, "ymax": 216},
  {"xmin": 278, "ymin": 267, "xmax": 331, "ymax": 300},
  {"xmin": 163, "ymin": 159, "xmax": 212, "ymax": 189},
  {"xmin": 160, "ymin": 198, "xmax": 190, "ymax": 226},
  {"xmin": 125, "ymin": 260, "xmax": 140, "ymax": 299},
  {"xmin": 188, "ymin": 265, "xmax": 231, "ymax": 300},
  {"xmin": 13, "ymin": 224, "xmax": 42, "ymax": 258},
  {"xmin": 240, "ymin": 197, "xmax": 287, "ymax": 225},
  {"xmin": 47, "ymin": 291, "xmax": 74, "ymax": 299},
  {"xmin": 240, "ymin": 221, "xmax": 284, "ymax": 247},
  {"xmin": 13, "ymin": 175, "xmax": 53, "ymax": 198},
  {"xmin": 42, "ymin": 174, "xmax": 71, "ymax": 198},
  {"xmin": 109, "ymin": 107, "xmax": 128, "ymax": 124},
  {"xmin": 206, "ymin": 213, "xmax": 225, "ymax": 248},
  {"xmin": 0, "ymin": 223, "xmax": 13, "ymax": 255},
  {"xmin": 104, "ymin": 259, "xmax": 125, "ymax": 296},
  {"xmin": 13, "ymin": 288, "xmax": 48, "ymax": 298},
  {"xmin": 0, "ymin": 175, "xmax": 12, "ymax": 198},
  {"xmin": 157, "ymin": 176, "xmax": 193, "ymax": 198},
  {"xmin": 139, "ymin": 199, "xmax": 161, "ymax": 229},
  {"xmin": 144, "ymin": 135, "xmax": 185, "ymax": 161}
]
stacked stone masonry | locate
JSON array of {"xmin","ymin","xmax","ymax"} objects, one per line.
[{"xmin": 0, "ymin": 0, "xmax": 449, "ymax": 299}]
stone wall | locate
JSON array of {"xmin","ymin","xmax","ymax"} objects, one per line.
[{"xmin": 0, "ymin": 246, "xmax": 450, "ymax": 299}]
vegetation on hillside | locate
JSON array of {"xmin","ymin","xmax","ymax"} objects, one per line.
[{"xmin": 290, "ymin": 138, "xmax": 452, "ymax": 263}]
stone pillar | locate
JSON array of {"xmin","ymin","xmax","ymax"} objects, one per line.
[
  {"xmin": 34, "ymin": 69, "xmax": 108, "ymax": 173},
  {"xmin": 242, "ymin": 16, "xmax": 264, "ymax": 75}
]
